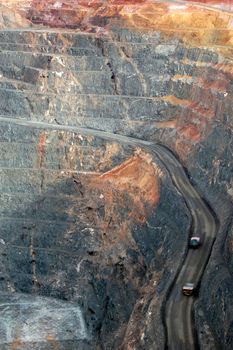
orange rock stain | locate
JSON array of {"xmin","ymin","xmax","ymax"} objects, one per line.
[
  {"xmin": 155, "ymin": 94, "xmax": 215, "ymax": 154},
  {"xmin": 10, "ymin": 338, "xmax": 23, "ymax": 350},
  {"xmin": 37, "ymin": 131, "xmax": 47, "ymax": 168},
  {"xmin": 215, "ymin": 63, "xmax": 233, "ymax": 76},
  {"xmin": 179, "ymin": 124, "xmax": 201, "ymax": 141},
  {"xmin": 162, "ymin": 95, "xmax": 191, "ymax": 107},
  {"xmin": 75, "ymin": 151, "xmax": 161, "ymax": 246},
  {"xmin": 89, "ymin": 152, "xmax": 160, "ymax": 223},
  {"xmin": 197, "ymin": 76, "xmax": 229, "ymax": 92},
  {"xmin": 155, "ymin": 120, "xmax": 178, "ymax": 129},
  {"xmin": 47, "ymin": 335, "xmax": 61, "ymax": 349},
  {"xmin": 118, "ymin": 2, "xmax": 233, "ymax": 50}
]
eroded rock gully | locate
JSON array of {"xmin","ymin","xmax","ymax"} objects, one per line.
[{"xmin": 0, "ymin": 1, "xmax": 232, "ymax": 349}]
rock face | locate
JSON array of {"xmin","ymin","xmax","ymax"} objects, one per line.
[
  {"xmin": 0, "ymin": 121, "xmax": 191, "ymax": 349},
  {"xmin": 0, "ymin": 1, "xmax": 232, "ymax": 349},
  {"xmin": 0, "ymin": 293, "xmax": 88, "ymax": 349}
]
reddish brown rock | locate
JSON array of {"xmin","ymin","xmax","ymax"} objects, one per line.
[{"xmin": 80, "ymin": 151, "xmax": 160, "ymax": 232}]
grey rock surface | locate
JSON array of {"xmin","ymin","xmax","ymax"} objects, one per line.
[
  {"xmin": 0, "ymin": 293, "xmax": 88, "ymax": 347},
  {"xmin": 0, "ymin": 120, "xmax": 191, "ymax": 349},
  {"xmin": 0, "ymin": 26, "xmax": 232, "ymax": 349}
]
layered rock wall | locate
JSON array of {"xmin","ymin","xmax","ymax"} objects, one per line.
[
  {"xmin": 0, "ymin": 1, "xmax": 232, "ymax": 349},
  {"xmin": 0, "ymin": 121, "xmax": 191, "ymax": 349}
]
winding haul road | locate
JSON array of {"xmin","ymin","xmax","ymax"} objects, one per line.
[
  {"xmin": 152, "ymin": 145, "xmax": 217, "ymax": 350},
  {"xmin": 0, "ymin": 116, "xmax": 217, "ymax": 350}
]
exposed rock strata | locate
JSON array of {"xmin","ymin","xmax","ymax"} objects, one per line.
[
  {"xmin": 0, "ymin": 1, "xmax": 232, "ymax": 349},
  {"xmin": 0, "ymin": 122, "xmax": 190, "ymax": 349}
]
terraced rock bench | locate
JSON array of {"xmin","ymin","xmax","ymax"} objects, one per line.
[
  {"xmin": 0, "ymin": 120, "xmax": 191, "ymax": 349},
  {"xmin": 0, "ymin": 1, "xmax": 232, "ymax": 349},
  {"xmin": 0, "ymin": 29, "xmax": 231, "ymax": 150}
]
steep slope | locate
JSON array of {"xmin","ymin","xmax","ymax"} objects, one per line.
[
  {"xmin": 0, "ymin": 1, "xmax": 232, "ymax": 349},
  {"xmin": 0, "ymin": 121, "xmax": 191, "ymax": 349}
]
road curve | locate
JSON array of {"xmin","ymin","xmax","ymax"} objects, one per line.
[
  {"xmin": 0, "ymin": 116, "xmax": 218, "ymax": 349},
  {"xmin": 151, "ymin": 145, "xmax": 217, "ymax": 350}
]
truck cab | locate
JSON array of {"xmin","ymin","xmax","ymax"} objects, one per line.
[
  {"xmin": 189, "ymin": 236, "xmax": 202, "ymax": 249},
  {"xmin": 182, "ymin": 283, "xmax": 195, "ymax": 296}
]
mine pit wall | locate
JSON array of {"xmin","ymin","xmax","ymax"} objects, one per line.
[
  {"xmin": 0, "ymin": 1, "xmax": 232, "ymax": 349},
  {"xmin": 0, "ymin": 28, "xmax": 232, "ymax": 348},
  {"xmin": 188, "ymin": 132, "xmax": 233, "ymax": 349},
  {"xmin": 0, "ymin": 121, "xmax": 191, "ymax": 349}
]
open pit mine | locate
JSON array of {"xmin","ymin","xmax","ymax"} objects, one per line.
[{"xmin": 0, "ymin": 1, "xmax": 232, "ymax": 349}]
